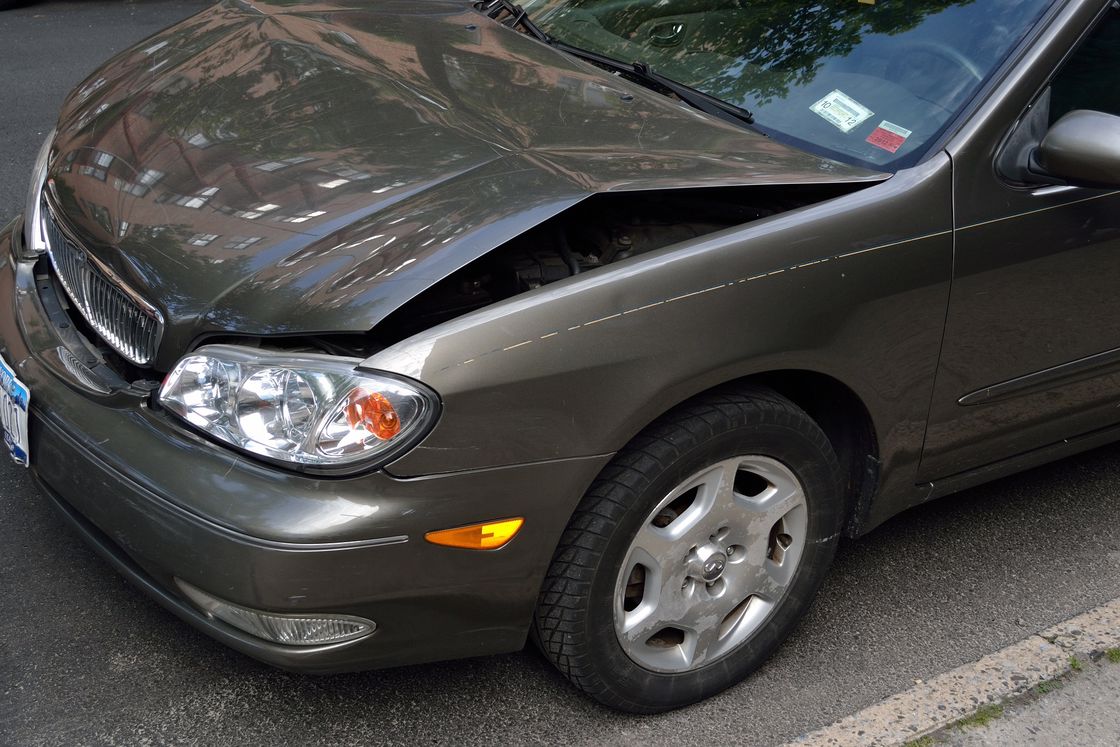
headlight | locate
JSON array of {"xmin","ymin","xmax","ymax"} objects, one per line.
[
  {"xmin": 22, "ymin": 129, "xmax": 56, "ymax": 258},
  {"xmin": 159, "ymin": 345, "xmax": 440, "ymax": 472}
]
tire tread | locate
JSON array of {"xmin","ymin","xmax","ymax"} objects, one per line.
[{"xmin": 533, "ymin": 385, "xmax": 841, "ymax": 711}]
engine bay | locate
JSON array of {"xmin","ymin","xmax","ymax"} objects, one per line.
[{"xmin": 372, "ymin": 183, "xmax": 860, "ymax": 346}]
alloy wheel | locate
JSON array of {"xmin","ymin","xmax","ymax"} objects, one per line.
[{"xmin": 613, "ymin": 455, "xmax": 808, "ymax": 673}]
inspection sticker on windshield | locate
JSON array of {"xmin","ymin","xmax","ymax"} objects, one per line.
[
  {"xmin": 810, "ymin": 90, "xmax": 873, "ymax": 133},
  {"xmin": 866, "ymin": 120, "xmax": 913, "ymax": 153},
  {"xmin": 0, "ymin": 352, "xmax": 30, "ymax": 467}
]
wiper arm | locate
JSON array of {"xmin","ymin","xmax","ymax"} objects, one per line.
[
  {"xmin": 547, "ymin": 42, "xmax": 755, "ymax": 127},
  {"xmin": 476, "ymin": 0, "xmax": 552, "ymax": 44},
  {"xmin": 633, "ymin": 61, "xmax": 754, "ymax": 126},
  {"xmin": 473, "ymin": 2, "xmax": 754, "ymax": 128}
]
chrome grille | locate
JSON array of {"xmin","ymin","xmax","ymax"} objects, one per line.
[{"xmin": 42, "ymin": 204, "xmax": 164, "ymax": 366}]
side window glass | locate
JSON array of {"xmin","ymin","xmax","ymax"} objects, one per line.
[{"xmin": 1049, "ymin": 8, "xmax": 1120, "ymax": 124}]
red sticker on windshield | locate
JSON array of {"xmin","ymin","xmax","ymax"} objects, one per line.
[{"xmin": 866, "ymin": 120, "xmax": 912, "ymax": 153}]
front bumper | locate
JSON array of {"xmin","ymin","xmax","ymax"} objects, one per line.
[{"xmin": 0, "ymin": 219, "xmax": 610, "ymax": 672}]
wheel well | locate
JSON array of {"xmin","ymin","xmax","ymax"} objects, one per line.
[{"xmin": 735, "ymin": 371, "xmax": 879, "ymax": 537}]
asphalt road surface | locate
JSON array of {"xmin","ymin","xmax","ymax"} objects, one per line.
[{"xmin": 3, "ymin": 3, "xmax": 1120, "ymax": 745}]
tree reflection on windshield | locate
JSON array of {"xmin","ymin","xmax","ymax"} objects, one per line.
[
  {"xmin": 529, "ymin": 0, "xmax": 1050, "ymax": 170},
  {"xmin": 705, "ymin": 1, "xmax": 975, "ymax": 105}
]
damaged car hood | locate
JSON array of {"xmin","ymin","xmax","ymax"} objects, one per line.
[{"xmin": 44, "ymin": 0, "xmax": 885, "ymax": 367}]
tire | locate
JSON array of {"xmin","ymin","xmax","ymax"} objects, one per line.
[{"xmin": 533, "ymin": 385, "xmax": 845, "ymax": 713}]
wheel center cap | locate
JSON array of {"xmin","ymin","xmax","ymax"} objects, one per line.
[
  {"xmin": 701, "ymin": 552, "xmax": 727, "ymax": 582},
  {"xmin": 690, "ymin": 542, "xmax": 730, "ymax": 583}
]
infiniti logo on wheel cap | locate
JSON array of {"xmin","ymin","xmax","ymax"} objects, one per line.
[{"xmin": 701, "ymin": 553, "xmax": 727, "ymax": 582}]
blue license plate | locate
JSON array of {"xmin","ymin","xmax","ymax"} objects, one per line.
[{"xmin": 0, "ymin": 352, "xmax": 30, "ymax": 466}]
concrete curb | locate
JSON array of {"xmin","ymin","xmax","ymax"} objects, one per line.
[{"xmin": 784, "ymin": 598, "xmax": 1120, "ymax": 747}]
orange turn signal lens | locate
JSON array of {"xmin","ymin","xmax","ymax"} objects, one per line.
[
  {"xmin": 425, "ymin": 518, "xmax": 525, "ymax": 550},
  {"xmin": 344, "ymin": 388, "xmax": 401, "ymax": 440}
]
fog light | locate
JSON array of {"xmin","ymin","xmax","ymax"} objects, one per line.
[{"xmin": 175, "ymin": 579, "xmax": 375, "ymax": 646}]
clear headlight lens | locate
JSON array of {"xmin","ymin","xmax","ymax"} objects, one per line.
[
  {"xmin": 22, "ymin": 129, "xmax": 56, "ymax": 258},
  {"xmin": 159, "ymin": 345, "xmax": 439, "ymax": 471}
]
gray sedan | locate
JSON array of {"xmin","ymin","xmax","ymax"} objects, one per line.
[{"xmin": 1, "ymin": 0, "xmax": 1118, "ymax": 713}]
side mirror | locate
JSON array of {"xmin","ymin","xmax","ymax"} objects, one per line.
[{"xmin": 1030, "ymin": 110, "xmax": 1120, "ymax": 188}]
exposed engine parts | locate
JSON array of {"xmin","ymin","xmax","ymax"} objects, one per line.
[{"xmin": 374, "ymin": 184, "xmax": 856, "ymax": 344}]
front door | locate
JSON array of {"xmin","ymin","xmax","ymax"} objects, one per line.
[{"xmin": 920, "ymin": 3, "xmax": 1120, "ymax": 481}]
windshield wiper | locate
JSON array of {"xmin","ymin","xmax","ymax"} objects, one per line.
[
  {"xmin": 559, "ymin": 44, "xmax": 756, "ymax": 127},
  {"xmin": 476, "ymin": 0, "xmax": 552, "ymax": 44},
  {"xmin": 474, "ymin": 1, "xmax": 755, "ymax": 128},
  {"xmin": 631, "ymin": 58, "xmax": 756, "ymax": 127}
]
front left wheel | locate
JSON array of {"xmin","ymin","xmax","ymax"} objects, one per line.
[{"xmin": 533, "ymin": 386, "xmax": 846, "ymax": 712}]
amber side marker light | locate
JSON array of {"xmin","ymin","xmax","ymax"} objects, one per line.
[{"xmin": 425, "ymin": 518, "xmax": 525, "ymax": 550}]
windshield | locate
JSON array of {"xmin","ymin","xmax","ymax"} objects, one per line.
[{"xmin": 522, "ymin": 0, "xmax": 1053, "ymax": 170}]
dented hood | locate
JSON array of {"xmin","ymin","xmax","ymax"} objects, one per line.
[{"xmin": 45, "ymin": 0, "xmax": 883, "ymax": 367}]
